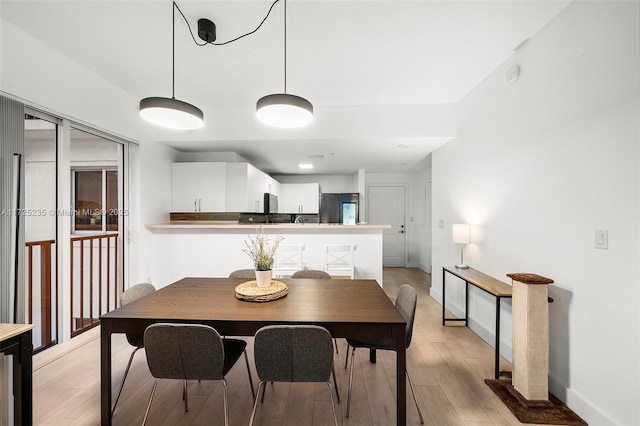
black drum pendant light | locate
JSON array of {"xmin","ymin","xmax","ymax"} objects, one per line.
[
  {"xmin": 256, "ymin": 0, "xmax": 313, "ymax": 128},
  {"xmin": 140, "ymin": 2, "xmax": 204, "ymax": 130}
]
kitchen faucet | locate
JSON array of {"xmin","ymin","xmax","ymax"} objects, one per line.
[{"xmin": 294, "ymin": 215, "xmax": 303, "ymax": 224}]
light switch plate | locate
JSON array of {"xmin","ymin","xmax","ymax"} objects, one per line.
[{"xmin": 595, "ymin": 230, "xmax": 608, "ymax": 250}]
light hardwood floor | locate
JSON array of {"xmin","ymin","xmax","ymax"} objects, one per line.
[{"xmin": 32, "ymin": 268, "xmax": 536, "ymax": 425}]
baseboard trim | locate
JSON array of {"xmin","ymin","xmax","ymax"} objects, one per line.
[
  {"xmin": 33, "ymin": 326, "xmax": 100, "ymax": 371},
  {"xmin": 430, "ymin": 287, "xmax": 513, "ymax": 362},
  {"xmin": 548, "ymin": 375, "xmax": 617, "ymax": 425}
]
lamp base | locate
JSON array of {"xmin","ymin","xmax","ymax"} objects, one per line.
[{"xmin": 455, "ymin": 263, "xmax": 469, "ymax": 269}]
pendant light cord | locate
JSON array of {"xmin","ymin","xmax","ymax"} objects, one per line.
[
  {"xmin": 174, "ymin": 0, "xmax": 280, "ymax": 47},
  {"xmin": 284, "ymin": 0, "xmax": 287, "ymax": 94},
  {"xmin": 172, "ymin": 1, "xmax": 176, "ymax": 99}
]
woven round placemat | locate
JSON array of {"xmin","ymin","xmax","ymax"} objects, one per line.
[{"xmin": 235, "ymin": 280, "xmax": 288, "ymax": 302}]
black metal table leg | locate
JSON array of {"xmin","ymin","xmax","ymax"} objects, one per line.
[
  {"xmin": 442, "ymin": 267, "xmax": 446, "ymax": 325},
  {"xmin": 495, "ymin": 297, "xmax": 501, "ymax": 379}
]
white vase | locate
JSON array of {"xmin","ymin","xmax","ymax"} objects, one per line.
[{"xmin": 255, "ymin": 270, "xmax": 272, "ymax": 288}]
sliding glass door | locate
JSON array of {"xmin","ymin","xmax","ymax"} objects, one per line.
[
  {"xmin": 23, "ymin": 111, "xmax": 128, "ymax": 348},
  {"xmin": 69, "ymin": 128, "xmax": 124, "ymax": 337}
]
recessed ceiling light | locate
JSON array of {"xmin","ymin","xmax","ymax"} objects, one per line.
[
  {"xmin": 299, "ymin": 163, "xmax": 314, "ymax": 169},
  {"xmin": 397, "ymin": 144, "xmax": 410, "ymax": 148}
]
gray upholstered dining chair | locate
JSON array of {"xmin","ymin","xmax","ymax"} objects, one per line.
[
  {"xmin": 344, "ymin": 284, "xmax": 424, "ymax": 423},
  {"xmin": 228, "ymin": 269, "xmax": 256, "ymax": 279},
  {"xmin": 249, "ymin": 325, "xmax": 340, "ymax": 426},
  {"xmin": 111, "ymin": 282, "xmax": 156, "ymax": 415},
  {"xmin": 291, "ymin": 269, "xmax": 332, "ymax": 279},
  {"xmin": 142, "ymin": 323, "xmax": 255, "ymax": 426},
  {"xmin": 290, "ymin": 269, "xmax": 340, "ymax": 353}
]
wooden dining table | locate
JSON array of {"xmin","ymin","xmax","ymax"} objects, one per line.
[{"xmin": 100, "ymin": 277, "xmax": 407, "ymax": 425}]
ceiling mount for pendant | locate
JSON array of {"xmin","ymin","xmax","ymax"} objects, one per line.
[{"xmin": 197, "ymin": 19, "xmax": 216, "ymax": 43}]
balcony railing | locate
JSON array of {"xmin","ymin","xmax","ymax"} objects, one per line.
[
  {"xmin": 25, "ymin": 239, "xmax": 56, "ymax": 353},
  {"xmin": 70, "ymin": 233, "xmax": 120, "ymax": 337}
]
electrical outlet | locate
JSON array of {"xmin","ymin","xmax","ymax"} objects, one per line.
[{"xmin": 438, "ymin": 219, "xmax": 444, "ymax": 229}]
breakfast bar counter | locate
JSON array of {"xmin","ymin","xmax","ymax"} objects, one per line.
[
  {"xmin": 146, "ymin": 222, "xmax": 388, "ymax": 231},
  {"xmin": 145, "ymin": 222, "xmax": 389, "ymax": 287}
]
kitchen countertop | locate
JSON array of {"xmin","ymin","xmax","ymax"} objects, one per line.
[{"xmin": 146, "ymin": 222, "xmax": 390, "ymax": 231}]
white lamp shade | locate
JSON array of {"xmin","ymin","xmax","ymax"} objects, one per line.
[
  {"xmin": 256, "ymin": 93, "xmax": 313, "ymax": 128},
  {"xmin": 139, "ymin": 97, "xmax": 204, "ymax": 130},
  {"xmin": 452, "ymin": 224, "xmax": 471, "ymax": 244}
]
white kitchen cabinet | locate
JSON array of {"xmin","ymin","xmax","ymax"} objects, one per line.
[
  {"xmin": 172, "ymin": 162, "xmax": 226, "ymax": 211},
  {"xmin": 264, "ymin": 174, "xmax": 280, "ymax": 198},
  {"xmin": 226, "ymin": 163, "xmax": 280, "ymax": 212},
  {"xmin": 280, "ymin": 183, "xmax": 319, "ymax": 214}
]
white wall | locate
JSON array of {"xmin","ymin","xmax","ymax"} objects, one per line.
[
  {"xmin": 431, "ymin": 2, "xmax": 639, "ymax": 424},
  {"xmin": 129, "ymin": 141, "xmax": 178, "ymax": 285},
  {"xmin": 416, "ymin": 155, "xmax": 432, "ymax": 272}
]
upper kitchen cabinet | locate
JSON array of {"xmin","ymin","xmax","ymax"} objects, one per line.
[
  {"xmin": 226, "ymin": 163, "xmax": 281, "ymax": 213},
  {"xmin": 172, "ymin": 162, "xmax": 226, "ymax": 212},
  {"xmin": 280, "ymin": 183, "xmax": 320, "ymax": 214}
]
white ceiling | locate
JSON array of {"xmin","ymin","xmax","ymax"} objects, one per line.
[{"xmin": 1, "ymin": 0, "xmax": 570, "ymax": 175}]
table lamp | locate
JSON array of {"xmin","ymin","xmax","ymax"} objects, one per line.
[{"xmin": 452, "ymin": 224, "xmax": 471, "ymax": 269}]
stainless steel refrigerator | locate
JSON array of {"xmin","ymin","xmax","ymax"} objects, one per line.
[{"xmin": 319, "ymin": 193, "xmax": 359, "ymax": 224}]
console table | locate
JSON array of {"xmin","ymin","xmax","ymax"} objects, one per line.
[
  {"xmin": 0, "ymin": 323, "xmax": 34, "ymax": 425},
  {"xmin": 442, "ymin": 266, "xmax": 512, "ymax": 379}
]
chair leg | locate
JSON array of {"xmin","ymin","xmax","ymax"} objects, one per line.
[
  {"xmin": 249, "ymin": 381, "xmax": 265, "ymax": 426},
  {"xmin": 344, "ymin": 343, "xmax": 350, "ymax": 369},
  {"xmin": 260, "ymin": 381, "xmax": 272, "ymax": 403},
  {"xmin": 222, "ymin": 378, "xmax": 229, "ymax": 426},
  {"xmin": 112, "ymin": 346, "xmax": 141, "ymax": 415},
  {"xmin": 345, "ymin": 346, "xmax": 356, "ymax": 417},
  {"xmin": 407, "ymin": 370, "xmax": 424, "ymax": 424},
  {"xmin": 243, "ymin": 349, "xmax": 256, "ymax": 401},
  {"xmin": 326, "ymin": 381, "xmax": 339, "ymax": 426},
  {"xmin": 334, "ymin": 338, "xmax": 339, "ymax": 354},
  {"xmin": 332, "ymin": 366, "xmax": 341, "ymax": 403},
  {"xmin": 183, "ymin": 379, "xmax": 188, "ymax": 412},
  {"xmin": 142, "ymin": 378, "xmax": 160, "ymax": 426}
]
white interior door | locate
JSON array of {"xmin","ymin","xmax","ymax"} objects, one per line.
[{"xmin": 367, "ymin": 186, "xmax": 406, "ymax": 267}]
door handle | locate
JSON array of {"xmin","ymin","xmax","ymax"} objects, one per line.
[{"xmin": 399, "ymin": 224, "xmax": 405, "ymax": 233}]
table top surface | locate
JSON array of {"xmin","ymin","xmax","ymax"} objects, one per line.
[
  {"xmin": 443, "ymin": 266, "xmax": 513, "ymax": 297},
  {"xmin": 0, "ymin": 323, "xmax": 35, "ymax": 342},
  {"xmin": 101, "ymin": 277, "xmax": 404, "ymax": 326}
]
